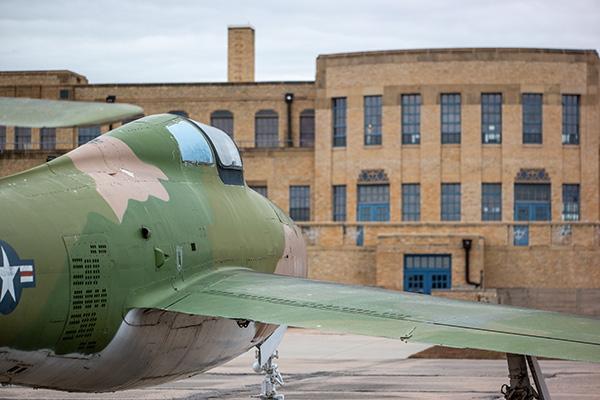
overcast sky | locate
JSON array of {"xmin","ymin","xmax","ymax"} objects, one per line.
[{"xmin": 1, "ymin": 0, "xmax": 599, "ymax": 84}]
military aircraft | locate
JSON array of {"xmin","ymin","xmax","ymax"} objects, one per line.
[{"xmin": 1, "ymin": 105, "xmax": 599, "ymax": 400}]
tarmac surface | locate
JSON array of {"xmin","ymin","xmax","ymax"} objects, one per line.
[{"xmin": 2, "ymin": 328, "xmax": 600, "ymax": 400}]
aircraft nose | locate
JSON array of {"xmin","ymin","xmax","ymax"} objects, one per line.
[{"xmin": 274, "ymin": 220, "xmax": 308, "ymax": 278}]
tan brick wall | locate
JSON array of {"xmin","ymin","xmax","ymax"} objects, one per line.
[
  {"xmin": 228, "ymin": 26, "xmax": 255, "ymax": 83},
  {"xmin": 299, "ymin": 222, "xmax": 600, "ymax": 292},
  {"xmin": 314, "ymin": 48, "xmax": 600, "ymax": 224},
  {"xmin": 2, "ymin": 48, "xmax": 599, "ymax": 305}
]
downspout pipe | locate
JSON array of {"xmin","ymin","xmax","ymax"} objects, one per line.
[
  {"xmin": 462, "ymin": 239, "xmax": 481, "ymax": 287},
  {"xmin": 285, "ymin": 93, "xmax": 294, "ymax": 147}
]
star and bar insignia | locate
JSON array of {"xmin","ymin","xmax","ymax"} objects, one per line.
[{"xmin": 0, "ymin": 240, "xmax": 36, "ymax": 315}]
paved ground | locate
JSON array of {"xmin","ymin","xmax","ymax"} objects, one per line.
[{"xmin": 2, "ymin": 329, "xmax": 599, "ymax": 400}]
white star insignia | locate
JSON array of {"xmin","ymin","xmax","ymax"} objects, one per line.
[{"xmin": 0, "ymin": 246, "xmax": 20, "ymax": 302}]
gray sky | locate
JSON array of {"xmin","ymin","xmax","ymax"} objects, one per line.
[{"xmin": 1, "ymin": 0, "xmax": 599, "ymax": 84}]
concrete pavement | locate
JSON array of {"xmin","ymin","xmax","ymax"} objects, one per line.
[{"xmin": 2, "ymin": 329, "xmax": 599, "ymax": 399}]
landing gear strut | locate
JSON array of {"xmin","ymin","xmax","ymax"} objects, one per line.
[
  {"xmin": 251, "ymin": 325, "xmax": 287, "ymax": 400},
  {"xmin": 251, "ymin": 350, "xmax": 285, "ymax": 400},
  {"xmin": 502, "ymin": 353, "xmax": 551, "ymax": 400}
]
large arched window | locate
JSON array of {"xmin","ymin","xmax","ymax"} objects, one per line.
[
  {"xmin": 255, "ymin": 110, "xmax": 278, "ymax": 148},
  {"xmin": 210, "ymin": 110, "xmax": 234, "ymax": 139},
  {"xmin": 15, "ymin": 127, "xmax": 32, "ymax": 150},
  {"xmin": 40, "ymin": 127, "xmax": 56, "ymax": 150}
]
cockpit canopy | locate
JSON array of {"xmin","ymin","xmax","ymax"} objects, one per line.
[
  {"xmin": 193, "ymin": 121, "xmax": 242, "ymax": 170},
  {"xmin": 166, "ymin": 117, "xmax": 244, "ymax": 185}
]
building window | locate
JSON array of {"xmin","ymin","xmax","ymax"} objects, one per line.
[
  {"xmin": 40, "ymin": 127, "xmax": 56, "ymax": 150},
  {"xmin": 402, "ymin": 183, "xmax": 420, "ymax": 221},
  {"xmin": 0, "ymin": 126, "xmax": 6, "ymax": 150},
  {"xmin": 514, "ymin": 183, "xmax": 551, "ymax": 221},
  {"xmin": 333, "ymin": 185, "xmax": 347, "ymax": 222},
  {"xmin": 289, "ymin": 186, "xmax": 310, "ymax": 221},
  {"xmin": 441, "ymin": 94, "xmax": 461, "ymax": 144},
  {"xmin": 255, "ymin": 110, "xmax": 279, "ymax": 148},
  {"xmin": 332, "ymin": 97, "xmax": 347, "ymax": 147},
  {"xmin": 357, "ymin": 184, "xmax": 390, "ymax": 221},
  {"xmin": 60, "ymin": 90, "xmax": 70, "ymax": 99},
  {"xmin": 522, "ymin": 93, "xmax": 542, "ymax": 144},
  {"xmin": 364, "ymin": 95, "xmax": 382, "ymax": 145},
  {"xmin": 211, "ymin": 110, "xmax": 234, "ymax": 139},
  {"xmin": 482, "ymin": 93, "xmax": 502, "ymax": 144},
  {"xmin": 482, "ymin": 183, "xmax": 502, "ymax": 221},
  {"xmin": 251, "ymin": 185, "xmax": 268, "ymax": 198},
  {"xmin": 562, "ymin": 184, "xmax": 580, "ymax": 221},
  {"xmin": 78, "ymin": 126, "xmax": 101, "ymax": 146},
  {"xmin": 402, "ymin": 94, "xmax": 421, "ymax": 145},
  {"xmin": 300, "ymin": 109, "xmax": 315, "ymax": 147},
  {"xmin": 562, "ymin": 95, "xmax": 579, "ymax": 145},
  {"xmin": 441, "ymin": 183, "xmax": 461, "ymax": 221},
  {"xmin": 404, "ymin": 254, "xmax": 451, "ymax": 295},
  {"xmin": 15, "ymin": 127, "xmax": 32, "ymax": 150}
]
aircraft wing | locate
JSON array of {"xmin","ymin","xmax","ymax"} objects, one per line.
[
  {"xmin": 127, "ymin": 268, "xmax": 600, "ymax": 364},
  {"xmin": 0, "ymin": 97, "xmax": 143, "ymax": 128}
]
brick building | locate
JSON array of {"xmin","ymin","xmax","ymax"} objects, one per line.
[{"xmin": 2, "ymin": 26, "xmax": 599, "ymax": 314}]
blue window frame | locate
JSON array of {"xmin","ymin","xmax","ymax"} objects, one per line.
[
  {"xmin": 562, "ymin": 184, "xmax": 580, "ymax": 221},
  {"xmin": 255, "ymin": 110, "xmax": 279, "ymax": 148},
  {"xmin": 15, "ymin": 127, "xmax": 32, "ymax": 150},
  {"xmin": 289, "ymin": 186, "xmax": 310, "ymax": 221},
  {"xmin": 402, "ymin": 183, "xmax": 420, "ymax": 221},
  {"xmin": 0, "ymin": 125, "xmax": 6, "ymax": 150},
  {"xmin": 357, "ymin": 184, "xmax": 390, "ymax": 221},
  {"xmin": 78, "ymin": 126, "xmax": 101, "ymax": 146},
  {"xmin": 441, "ymin": 183, "xmax": 461, "ymax": 221},
  {"xmin": 40, "ymin": 127, "xmax": 56, "ymax": 150},
  {"xmin": 514, "ymin": 183, "xmax": 550, "ymax": 221},
  {"xmin": 482, "ymin": 183, "xmax": 502, "ymax": 221},
  {"xmin": 332, "ymin": 97, "xmax": 347, "ymax": 147},
  {"xmin": 482, "ymin": 93, "xmax": 502, "ymax": 144},
  {"xmin": 333, "ymin": 185, "xmax": 347, "ymax": 222},
  {"xmin": 441, "ymin": 94, "xmax": 461, "ymax": 144},
  {"xmin": 404, "ymin": 254, "xmax": 451, "ymax": 295},
  {"xmin": 562, "ymin": 95, "xmax": 579, "ymax": 145},
  {"xmin": 60, "ymin": 90, "xmax": 70, "ymax": 99},
  {"xmin": 364, "ymin": 95, "xmax": 382, "ymax": 145},
  {"xmin": 402, "ymin": 94, "xmax": 421, "ymax": 144},
  {"xmin": 211, "ymin": 110, "xmax": 234, "ymax": 139},
  {"xmin": 523, "ymin": 93, "xmax": 543, "ymax": 144}
]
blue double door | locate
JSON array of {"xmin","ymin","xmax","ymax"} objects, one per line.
[{"xmin": 404, "ymin": 254, "xmax": 451, "ymax": 295}]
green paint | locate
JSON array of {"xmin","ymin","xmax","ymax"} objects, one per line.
[{"xmin": 2, "ymin": 112, "xmax": 599, "ymax": 380}]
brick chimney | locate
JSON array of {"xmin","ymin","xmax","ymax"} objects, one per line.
[{"xmin": 228, "ymin": 25, "xmax": 255, "ymax": 82}]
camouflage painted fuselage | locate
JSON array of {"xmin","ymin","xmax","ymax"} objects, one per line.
[{"xmin": 0, "ymin": 114, "xmax": 307, "ymax": 391}]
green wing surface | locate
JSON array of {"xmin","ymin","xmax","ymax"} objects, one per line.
[
  {"xmin": 0, "ymin": 97, "xmax": 143, "ymax": 127},
  {"xmin": 127, "ymin": 268, "xmax": 600, "ymax": 364}
]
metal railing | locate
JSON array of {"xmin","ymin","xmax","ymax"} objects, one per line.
[{"xmin": 235, "ymin": 138, "xmax": 314, "ymax": 149}]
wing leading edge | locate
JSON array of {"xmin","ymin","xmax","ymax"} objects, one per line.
[
  {"xmin": 126, "ymin": 268, "xmax": 600, "ymax": 364},
  {"xmin": 0, "ymin": 97, "xmax": 143, "ymax": 128}
]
